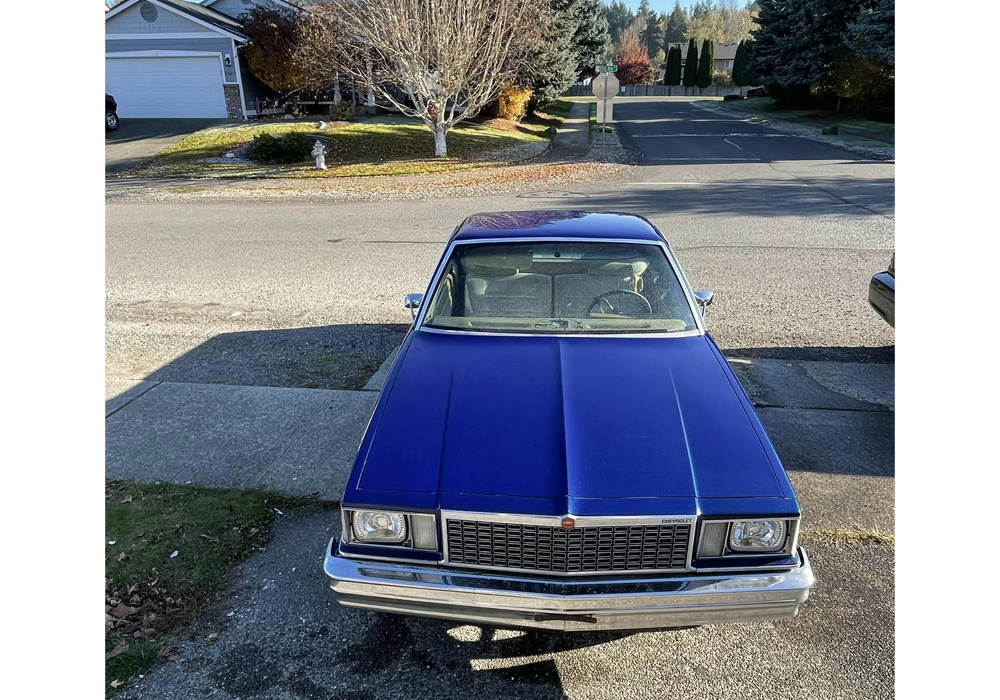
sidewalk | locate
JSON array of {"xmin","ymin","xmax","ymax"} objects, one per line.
[
  {"xmin": 106, "ymin": 352, "xmax": 892, "ymax": 525},
  {"xmin": 105, "ymin": 348, "xmax": 397, "ymax": 502},
  {"xmin": 548, "ymin": 101, "xmax": 591, "ymax": 158}
]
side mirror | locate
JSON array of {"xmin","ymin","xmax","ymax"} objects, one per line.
[
  {"xmin": 404, "ymin": 293, "xmax": 423, "ymax": 320},
  {"xmin": 694, "ymin": 290, "xmax": 714, "ymax": 314}
]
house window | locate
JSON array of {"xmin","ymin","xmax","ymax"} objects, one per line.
[
  {"xmin": 725, "ymin": 60, "xmax": 733, "ymax": 69},
  {"xmin": 140, "ymin": 2, "xmax": 158, "ymax": 22}
]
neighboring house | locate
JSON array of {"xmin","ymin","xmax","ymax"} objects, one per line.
[
  {"xmin": 105, "ymin": 0, "xmax": 300, "ymax": 118},
  {"xmin": 658, "ymin": 41, "xmax": 740, "ymax": 80}
]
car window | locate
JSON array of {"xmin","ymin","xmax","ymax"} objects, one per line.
[{"xmin": 422, "ymin": 242, "xmax": 698, "ymax": 334}]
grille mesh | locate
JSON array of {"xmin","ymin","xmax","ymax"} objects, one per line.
[{"xmin": 446, "ymin": 519, "xmax": 691, "ymax": 574}]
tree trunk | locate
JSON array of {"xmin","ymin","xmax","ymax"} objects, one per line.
[{"xmin": 431, "ymin": 123, "xmax": 448, "ymax": 157}]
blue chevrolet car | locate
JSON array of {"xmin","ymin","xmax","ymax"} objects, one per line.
[{"xmin": 324, "ymin": 211, "xmax": 814, "ymax": 631}]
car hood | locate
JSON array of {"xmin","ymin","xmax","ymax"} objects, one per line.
[{"xmin": 352, "ymin": 331, "xmax": 786, "ymax": 516}]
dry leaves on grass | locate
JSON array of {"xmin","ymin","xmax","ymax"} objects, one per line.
[{"xmin": 105, "ymin": 581, "xmax": 184, "ymax": 643}]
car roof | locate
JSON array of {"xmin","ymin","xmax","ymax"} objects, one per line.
[{"xmin": 451, "ymin": 211, "xmax": 666, "ymax": 243}]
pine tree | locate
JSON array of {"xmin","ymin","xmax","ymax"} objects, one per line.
[
  {"xmin": 664, "ymin": 1, "xmax": 688, "ymax": 43},
  {"xmin": 846, "ymin": 0, "xmax": 894, "ymax": 67},
  {"xmin": 682, "ymin": 37, "xmax": 698, "ymax": 87},
  {"xmin": 751, "ymin": 0, "xmax": 864, "ymax": 93},
  {"xmin": 696, "ymin": 38, "xmax": 713, "ymax": 88},
  {"xmin": 640, "ymin": 12, "xmax": 665, "ymax": 61},
  {"xmin": 603, "ymin": 1, "xmax": 635, "ymax": 44},
  {"xmin": 573, "ymin": 0, "xmax": 613, "ymax": 79},
  {"xmin": 528, "ymin": 1, "xmax": 580, "ymax": 107},
  {"xmin": 527, "ymin": 0, "xmax": 614, "ymax": 105}
]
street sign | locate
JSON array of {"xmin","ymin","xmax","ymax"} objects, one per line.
[
  {"xmin": 591, "ymin": 72, "xmax": 620, "ymax": 144},
  {"xmin": 597, "ymin": 64, "xmax": 618, "ymax": 73}
]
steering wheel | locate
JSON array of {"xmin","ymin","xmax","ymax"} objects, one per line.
[{"xmin": 586, "ymin": 289, "xmax": 653, "ymax": 317}]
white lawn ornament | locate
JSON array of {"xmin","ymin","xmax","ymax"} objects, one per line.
[{"xmin": 312, "ymin": 140, "xmax": 327, "ymax": 170}]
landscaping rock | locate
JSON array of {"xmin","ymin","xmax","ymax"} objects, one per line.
[{"xmin": 822, "ymin": 125, "xmax": 839, "ymax": 135}]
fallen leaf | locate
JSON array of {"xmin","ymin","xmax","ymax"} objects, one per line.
[
  {"xmin": 199, "ymin": 534, "xmax": 219, "ymax": 543},
  {"xmin": 117, "ymin": 551, "xmax": 130, "ymax": 563},
  {"xmin": 170, "ymin": 551, "xmax": 179, "ymax": 558},
  {"xmin": 205, "ymin": 633, "xmax": 218, "ymax": 644},
  {"xmin": 107, "ymin": 540, "xmax": 116, "ymax": 545},
  {"xmin": 110, "ymin": 604, "xmax": 133, "ymax": 618},
  {"xmin": 120, "ymin": 495, "xmax": 133, "ymax": 504},
  {"xmin": 110, "ymin": 679, "xmax": 124, "ymax": 688},
  {"xmin": 104, "ymin": 642, "xmax": 128, "ymax": 660}
]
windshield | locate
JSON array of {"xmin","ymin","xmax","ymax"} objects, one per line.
[{"xmin": 422, "ymin": 241, "xmax": 699, "ymax": 334}]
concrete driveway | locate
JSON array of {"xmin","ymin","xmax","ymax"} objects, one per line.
[{"xmin": 105, "ymin": 118, "xmax": 226, "ymax": 174}]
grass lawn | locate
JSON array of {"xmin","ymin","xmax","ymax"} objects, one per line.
[
  {"xmin": 709, "ymin": 96, "xmax": 894, "ymax": 138},
  {"xmin": 105, "ymin": 480, "xmax": 321, "ymax": 696},
  {"xmin": 128, "ymin": 113, "xmax": 558, "ymax": 179}
]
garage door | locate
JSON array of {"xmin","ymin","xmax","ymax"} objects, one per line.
[{"xmin": 106, "ymin": 55, "xmax": 228, "ymax": 118}]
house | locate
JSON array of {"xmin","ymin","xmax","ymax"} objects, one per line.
[
  {"xmin": 659, "ymin": 41, "xmax": 741, "ymax": 77},
  {"xmin": 105, "ymin": 0, "xmax": 301, "ymax": 118}
]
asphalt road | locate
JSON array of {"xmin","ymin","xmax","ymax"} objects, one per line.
[
  {"xmin": 105, "ymin": 97, "xmax": 895, "ymax": 379},
  {"xmin": 106, "ymin": 98, "xmax": 894, "ymax": 699}
]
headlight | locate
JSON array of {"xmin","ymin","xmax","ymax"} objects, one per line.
[
  {"xmin": 352, "ymin": 511, "xmax": 407, "ymax": 543},
  {"xmin": 729, "ymin": 520, "xmax": 787, "ymax": 552}
]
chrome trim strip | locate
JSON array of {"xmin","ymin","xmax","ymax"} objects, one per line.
[
  {"xmin": 412, "ymin": 236, "xmax": 706, "ymax": 337},
  {"xmin": 324, "ymin": 541, "xmax": 815, "ymax": 632},
  {"xmin": 440, "ymin": 510, "xmax": 698, "ymax": 576},
  {"xmin": 418, "ymin": 327, "xmax": 705, "ymax": 340}
]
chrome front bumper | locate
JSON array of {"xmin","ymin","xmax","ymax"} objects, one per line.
[{"xmin": 324, "ymin": 540, "xmax": 815, "ymax": 632}]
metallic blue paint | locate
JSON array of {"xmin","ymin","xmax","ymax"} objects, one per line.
[
  {"xmin": 451, "ymin": 211, "xmax": 666, "ymax": 243},
  {"xmin": 341, "ymin": 212, "xmax": 801, "ymax": 557},
  {"xmin": 344, "ymin": 331, "xmax": 798, "ymax": 520}
]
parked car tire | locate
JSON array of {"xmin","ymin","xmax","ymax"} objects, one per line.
[{"xmin": 106, "ymin": 110, "xmax": 119, "ymax": 132}]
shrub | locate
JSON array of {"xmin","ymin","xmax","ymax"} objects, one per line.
[
  {"xmin": 712, "ymin": 70, "xmax": 733, "ymax": 86},
  {"xmin": 831, "ymin": 55, "xmax": 894, "ymax": 118},
  {"xmin": 497, "ymin": 84, "xmax": 532, "ymax": 122},
  {"xmin": 251, "ymin": 133, "xmax": 282, "ymax": 163},
  {"xmin": 281, "ymin": 133, "xmax": 314, "ymax": 162},
  {"xmin": 251, "ymin": 132, "xmax": 315, "ymax": 164},
  {"xmin": 616, "ymin": 27, "xmax": 653, "ymax": 85},
  {"xmin": 328, "ymin": 101, "xmax": 356, "ymax": 121}
]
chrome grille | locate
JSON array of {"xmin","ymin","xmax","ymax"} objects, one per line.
[{"xmin": 445, "ymin": 519, "xmax": 692, "ymax": 574}]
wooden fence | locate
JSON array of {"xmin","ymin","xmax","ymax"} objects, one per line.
[{"xmin": 563, "ymin": 84, "xmax": 747, "ymax": 97}]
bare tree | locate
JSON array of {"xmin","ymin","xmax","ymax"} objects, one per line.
[{"xmin": 301, "ymin": 0, "xmax": 540, "ymax": 157}]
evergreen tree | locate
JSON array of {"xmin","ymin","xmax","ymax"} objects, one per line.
[
  {"xmin": 732, "ymin": 39, "xmax": 747, "ymax": 86},
  {"xmin": 664, "ymin": 44, "xmax": 682, "ymax": 85},
  {"xmin": 603, "ymin": 0, "xmax": 635, "ymax": 43},
  {"xmin": 846, "ymin": 0, "xmax": 894, "ymax": 67},
  {"xmin": 526, "ymin": 0, "xmax": 614, "ymax": 104},
  {"xmin": 528, "ymin": 1, "xmax": 580, "ymax": 106},
  {"xmin": 682, "ymin": 37, "xmax": 698, "ymax": 87},
  {"xmin": 751, "ymin": 0, "xmax": 864, "ymax": 94},
  {"xmin": 573, "ymin": 0, "xmax": 613, "ymax": 79},
  {"xmin": 664, "ymin": 1, "xmax": 688, "ymax": 43},
  {"xmin": 696, "ymin": 38, "xmax": 713, "ymax": 88},
  {"xmin": 640, "ymin": 11, "xmax": 665, "ymax": 60}
]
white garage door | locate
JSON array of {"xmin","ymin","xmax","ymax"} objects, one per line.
[{"xmin": 106, "ymin": 55, "xmax": 228, "ymax": 118}]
